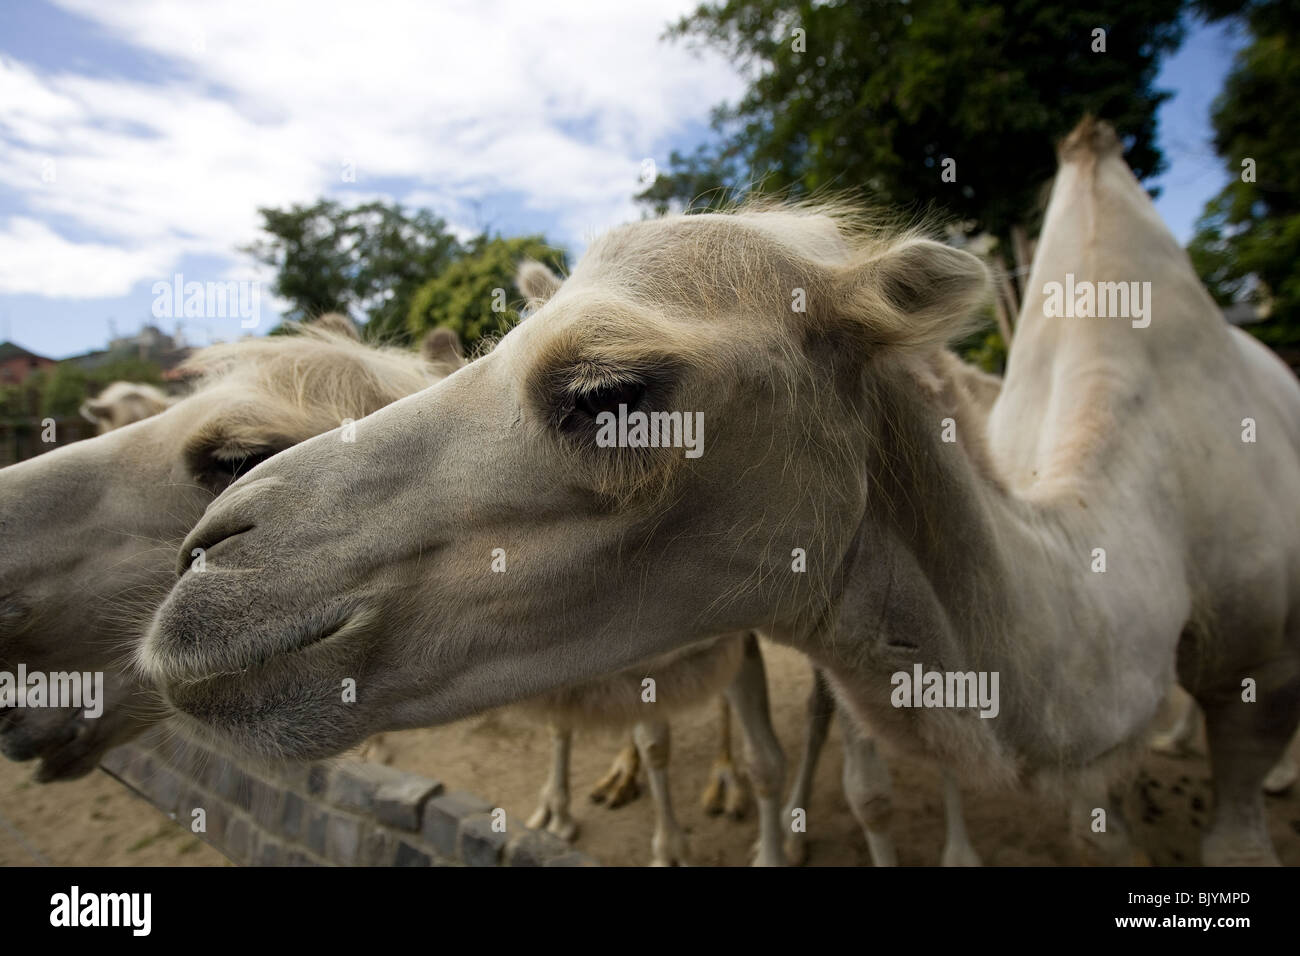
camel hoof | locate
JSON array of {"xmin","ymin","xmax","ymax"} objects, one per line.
[
  {"xmin": 1263, "ymin": 758, "xmax": 1297, "ymax": 796},
  {"xmin": 700, "ymin": 758, "xmax": 750, "ymax": 820},
  {"xmin": 589, "ymin": 764, "xmax": 640, "ymax": 808},
  {"xmin": 651, "ymin": 833, "xmax": 689, "ymax": 867},
  {"xmin": 941, "ymin": 843, "xmax": 983, "ymax": 867},
  {"xmin": 784, "ymin": 833, "xmax": 809, "ymax": 866},
  {"xmin": 1149, "ymin": 732, "xmax": 1193, "ymax": 758},
  {"xmin": 546, "ymin": 816, "xmax": 579, "ymax": 843},
  {"xmin": 354, "ymin": 735, "xmax": 394, "ymax": 765}
]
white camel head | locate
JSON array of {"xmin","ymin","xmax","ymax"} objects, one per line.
[{"xmin": 80, "ymin": 382, "xmax": 175, "ymax": 434}]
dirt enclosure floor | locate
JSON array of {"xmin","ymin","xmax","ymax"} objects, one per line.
[{"xmin": 2, "ymin": 640, "xmax": 1298, "ymax": 866}]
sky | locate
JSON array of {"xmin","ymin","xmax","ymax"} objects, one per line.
[{"xmin": 0, "ymin": 1, "xmax": 1248, "ymax": 359}]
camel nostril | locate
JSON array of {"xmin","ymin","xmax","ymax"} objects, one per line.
[{"xmin": 177, "ymin": 523, "xmax": 256, "ymax": 577}]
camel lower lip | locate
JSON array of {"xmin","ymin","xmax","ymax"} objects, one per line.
[
  {"xmin": 159, "ymin": 606, "xmax": 376, "ymax": 718},
  {"xmin": 170, "ymin": 617, "xmax": 355, "ymax": 689}
]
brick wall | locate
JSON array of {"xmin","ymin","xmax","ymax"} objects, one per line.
[{"xmin": 100, "ymin": 727, "xmax": 599, "ymax": 867}]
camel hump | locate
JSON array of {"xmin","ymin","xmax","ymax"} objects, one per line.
[
  {"xmin": 311, "ymin": 311, "xmax": 360, "ymax": 339},
  {"xmin": 421, "ymin": 326, "xmax": 465, "ymax": 367},
  {"xmin": 1058, "ymin": 116, "xmax": 1123, "ymax": 163}
]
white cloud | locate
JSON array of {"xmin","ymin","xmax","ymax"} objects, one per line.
[
  {"xmin": 0, "ymin": 216, "xmax": 173, "ymax": 297},
  {"xmin": 0, "ymin": 0, "xmax": 742, "ymax": 298}
]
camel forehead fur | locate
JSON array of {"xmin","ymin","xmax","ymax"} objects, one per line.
[
  {"xmin": 567, "ymin": 204, "xmax": 886, "ymax": 318},
  {"xmin": 516, "ymin": 202, "xmax": 990, "ymax": 422},
  {"xmin": 178, "ymin": 324, "xmax": 442, "ymax": 442}
]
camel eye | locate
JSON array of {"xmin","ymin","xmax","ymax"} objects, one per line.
[
  {"xmin": 212, "ymin": 449, "xmax": 275, "ymax": 478},
  {"xmin": 187, "ymin": 443, "xmax": 281, "ymax": 492},
  {"xmin": 574, "ymin": 380, "xmax": 645, "ymax": 420}
]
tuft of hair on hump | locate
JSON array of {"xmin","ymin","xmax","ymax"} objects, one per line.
[
  {"xmin": 420, "ymin": 326, "xmax": 466, "ymax": 371},
  {"xmin": 1058, "ymin": 115, "xmax": 1123, "ymax": 164},
  {"xmin": 517, "ymin": 259, "xmax": 564, "ymax": 307},
  {"xmin": 178, "ymin": 320, "xmax": 442, "ymax": 423},
  {"xmin": 310, "ymin": 311, "xmax": 360, "ymax": 340}
]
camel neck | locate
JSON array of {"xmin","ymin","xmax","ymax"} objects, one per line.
[{"xmin": 806, "ymin": 352, "xmax": 1180, "ymax": 782}]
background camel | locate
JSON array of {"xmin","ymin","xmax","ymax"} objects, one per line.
[
  {"xmin": 80, "ymin": 382, "xmax": 175, "ymax": 434},
  {"xmin": 0, "ymin": 316, "xmax": 458, "ymax": 780},
  {"xmin": 143, "ymin": 120, "xmax": 1300, "ymax": 866},
  {"xmin": 516, "ymin": 632, "xmax": 783, "ymax": 866}
]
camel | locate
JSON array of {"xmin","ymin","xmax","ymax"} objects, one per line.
[
  {"xmin": 142, "ymin": 119, "xmax": 1300, "ymax": 867},
  {"xmin": 80, "ymin": 382, "xmax": 175, "ymax": 434},
  {"xmin": 0, "ymin": 316, "xmax": 459, "ymax": 780},
  {"xmin": 515, "ymin": 632, "xmax": 784, "ymax": 866}
]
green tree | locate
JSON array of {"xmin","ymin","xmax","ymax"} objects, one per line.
[
  {"xmin": 1188, "ymin": 0, "xmax": 1300, "ymax": 347},
  {"xmin": 646, "ymin": 0, "xmax": 1185, "ymax": 261},
  {"xmin": 38, "ymin": 363, "xmax": 90, "ymax": 418},
  {"xmin": 243, "ymin": 199, "xmax": 464, "ymax": 345},
  {"xmin": 407, "ymin": 235, "xmax": 565, "ymax": 353}
]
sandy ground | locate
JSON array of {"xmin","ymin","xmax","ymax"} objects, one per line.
[
  {"xmin": 0, "ymin": 760, "xmax": 227, "ymax": 866},
  {"xmin": 1, "ymin": 641, "xmax": 1297, "ymax": 866}
]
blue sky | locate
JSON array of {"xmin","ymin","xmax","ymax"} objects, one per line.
[{"xmin": 0, "ymin": 1, "xmax": 1246, "ymax": 359}]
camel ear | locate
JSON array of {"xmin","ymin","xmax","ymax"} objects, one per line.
[
  {"xmin": 312, "ymin": 311, "xmax": 360, "ymax": 339},
  {"xmin": 79, "ymin": 399, "xmax": 109, "ymax": 425},
  {"xmin": 517, "ymin": 260, "xmax": 562, "ymax": 307},
  {"xmin": 834, "ymin": 239, "xmax": 990, "ymax": 351},
  {"xmin": 420, "ymin": 327, "xmax": 464, "ymax": 368}
]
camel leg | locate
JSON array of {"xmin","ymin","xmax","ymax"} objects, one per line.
[
  {"xmin": 633, "ymin": 719, "xmax": 688, "ymax": 866},
  {"xmin": 589, "ymin": 736, "xmax": 641, "ymax": 808},
  {"xmin": 1262, "ymin": 732, "xmax": 1298, "ymax": 795},
  {"xmin": 724, "ymin": 633, "xmax": 786, "ymax": 866},
  {"xmin": 782, "ymin": 665, "xmax": 835, "ymax": 865},
  {"xmin": 939, "ymin": 770, "xmax": 982, "ymax": 866},
  {"xmin": 354, "ymin": 733, "xmax": 394, "ymax": 765},
  {"xmin": 840, "ymin": 716, "xmax": 898, "ymax": 866},
  {"xmin": 1150, "ymin": 688, "xmax": 1202, "ymax": 756},
  {"xmin": 525, "ymin": 723, "xmax": 579, "ymax": 842},
  {"xmin": 1197, "ymin": 669, "xmax": 1300, "ymax": 866},
  {"xmin": 700, "ymin": 697, "xmax": 751, "ymax": 819}
]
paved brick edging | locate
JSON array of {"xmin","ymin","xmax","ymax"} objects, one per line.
[{"xmin": 99, "ymin": 728, "xmax": 599, "ymax": 867}]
